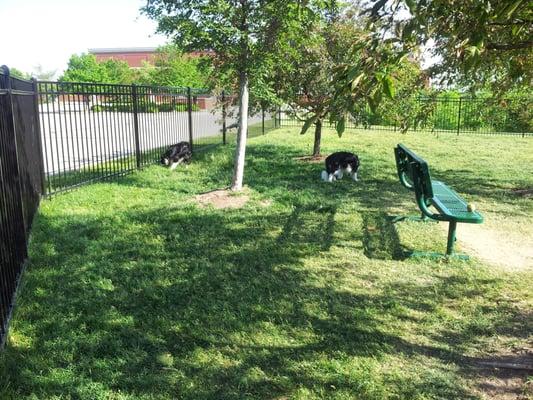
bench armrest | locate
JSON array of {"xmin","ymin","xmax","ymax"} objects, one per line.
[
  {"xmin": 416, "ymin": 194, "xmax": 448, "ymax": 222},
  {"xmin": 394, "ymin": 146, "xmax": 414, "ymax": 191}
]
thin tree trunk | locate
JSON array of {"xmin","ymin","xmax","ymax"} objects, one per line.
[
  {"xmin": 313, "ymin": 119, "xmax": 322, "ymax": 157},
  {"xmin": 231, "ymin": 71, "xmax": 249, "ymax": 191}
]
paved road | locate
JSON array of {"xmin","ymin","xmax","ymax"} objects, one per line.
[{"xmin": 39, "ymin": 105, "xmax": 271, "ymax": 175}]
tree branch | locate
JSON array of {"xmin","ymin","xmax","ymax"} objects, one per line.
[
  {"xmin": 486, "ymin": 40, "xmax": 533, "ymax": 51},
  {"xmin": 487, "ymin": 19, "xmax": 533, "ymax": 26}
]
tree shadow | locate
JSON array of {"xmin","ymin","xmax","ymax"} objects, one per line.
[
  {"xmin": 1, "ymin": 140, "xmax": 530, "ymax": 399},
  {"xmin": 277, "ymin": 203, "xmax": 337, "ymax": 252},
  {"xmin": 361, "ymin": 212, "xmax": 409, "ymax": 260}
]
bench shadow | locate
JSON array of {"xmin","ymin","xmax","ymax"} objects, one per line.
[{"xmin": 361, "ymin": 212, "xmax": 409, "ymax": 260}]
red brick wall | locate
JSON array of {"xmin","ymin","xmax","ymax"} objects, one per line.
[
  {"xmin": 94, "ymin": 52, "xmax": 156, "ymax": 68},
  {"xmin": 93, "ymin": 50, "xmax": 211, "ymax": 68}
]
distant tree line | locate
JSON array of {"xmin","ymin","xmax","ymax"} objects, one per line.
[{"xmin": 59, "ymin": 44, "xmax": 211, "ymax": 89}]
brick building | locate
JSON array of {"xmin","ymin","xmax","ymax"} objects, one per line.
[
  {"xmin": 87, "ymin": 47, "xmax": 216, "ymax": 110},
  {"xmin": 88, "ymin": 47, "xmax": 212, "ymax": 68},
  {"xmin": 89, "ymin": 47, "xmax": 158, "ymax": 68}
]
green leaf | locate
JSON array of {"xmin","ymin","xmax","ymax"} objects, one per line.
[
  {"xmin": 347, "ymin": 67, "xmax": 360, "ymax": 81},
  {"xmin": 336, "ymin": 116, "xmax": 346, "ymax": 137},
  {"xmin": 466, "ymin": 45, "xmax": 481, "ymax": 58},
  {"xmin": 351, "ymin": 73, "xmax": 365, "ymax": 90},
  {"xmin": 382, "ymin": 75, "xmax": 395, "ymax": 99},
  {"xmin": 497, "ymin": 0, "xmax": 524, "ymax": 19},
  {"xmin": 300, "ymin": 115, "xmax": 318, "ymax": 135}
]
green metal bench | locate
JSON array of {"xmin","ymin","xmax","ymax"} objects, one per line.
[{"xmin": 394, "ymin": 143, "xmax": 483, "ymax": 258}]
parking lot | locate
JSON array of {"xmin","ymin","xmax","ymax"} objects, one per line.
[{"xmin": 39, "ymin": 106, "xmax": 268, "ymax": 175}]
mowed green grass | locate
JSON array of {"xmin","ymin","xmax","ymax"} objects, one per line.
[{"xmin": 1, "ymin": 128, "xmax": 532, "ymax": 399}]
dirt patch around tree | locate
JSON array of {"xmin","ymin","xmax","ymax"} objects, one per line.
[
  {"xmin": 195, "ymin": 189, "xmax": 249, "ymax": 209},
  {"xmin": 441, "ymin": 223, "xmax": 533, "ymax": 271},
  {"xmin": 293, "ymin": 155, "xmax": 327, "ymax": 163}
]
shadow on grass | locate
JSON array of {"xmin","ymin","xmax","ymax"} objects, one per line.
[
  {"xmin": 2, "ymin": 204, "xmax": 529, "ymax": 399},
  {"xmin": 2, "ymin": 139, "xmax": 530, "ymax": 399},
  {"xmin": 0, "ymin": 206, "xmax": 479, "ymax": 399},
  {"xmin": 361, "ymin": 212, "xmax": 408, "ymax": 260}
]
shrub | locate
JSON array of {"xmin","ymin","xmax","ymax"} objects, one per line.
[
  {"xmin": 137, "ymin": 102, "xmax": 159, "ymax": 113},
  {"xmin": 91, "ymin": 101, "xmax": 201, "ymax": 113}
]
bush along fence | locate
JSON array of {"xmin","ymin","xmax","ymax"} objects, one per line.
[
  {"xmin": 0, "ymin": 67, "xmax": 277, "ymax": 346},
  {"xmin": 279, "ymin": 95, "xmax": 532, "ymax": 136},
  {"xmin": 0, "ymin": 66, "xmax": 45, "ymax": 347}
]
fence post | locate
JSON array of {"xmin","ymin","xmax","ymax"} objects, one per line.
[
  {"xmin": 277, "ymin": 106, "xmax": 281, "ymax": 128},
  {"xmin": 31, "ymin": 78, "xmax": 46, "ymax": 196},
  {"xmin": 187, "ymin": 87, "xmax": 193, "ymax": 151},
  {"xmin": 132, "ymin": 84, "xmax": 141, "ymax": 169},
  {"xmin": 222, "ymin": 90, "xmax": 227, "ymax": 145},
  {"xmin": 457, "ymin": 97, "xmax": 462, "ymax": 136}
]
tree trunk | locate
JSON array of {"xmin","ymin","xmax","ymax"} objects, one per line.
[
  {"xmin": 313, "ymin": 119, "xmax": 322, "ymax": 157},
  {"xmin": 231, "ymin": 71, "xmax": 249, "ymax": 191}
]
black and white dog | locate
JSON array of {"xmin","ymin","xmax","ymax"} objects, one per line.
[
  {"xmin": 161, "ymin": 141, "xmax": 192, "ymax": 170},
  {"xmin": 321, "ymin": 151, "xmax": 360, "ymax": 182}
]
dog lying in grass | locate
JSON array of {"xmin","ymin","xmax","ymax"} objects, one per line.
[
  {"xmin": 161, "ymin": 141, "xmax": 192, "ymax": 170},
  {"xmin": 321, "ymin": 151, "xmax": 360, "ymax": 182}
]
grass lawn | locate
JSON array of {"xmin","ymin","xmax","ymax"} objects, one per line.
[{"xmin": 1, "ymin": 128, "xmax": 532, "ymax": 399}]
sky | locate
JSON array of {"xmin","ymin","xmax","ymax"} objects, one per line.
[{"xmin": 0, "ymin": 0, "xmax": 167, "ymax": 77}]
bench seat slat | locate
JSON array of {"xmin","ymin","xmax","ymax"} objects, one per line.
[{"xmin": 430, "ymin": 181, "xmax": 483, "ymax": 223}]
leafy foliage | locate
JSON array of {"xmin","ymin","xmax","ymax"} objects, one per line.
[
  {"xmin": 278, "ymin": 6, "xmax": 410, "ymax": 153},
  {"xmin": 90, "ymin": 102, "xmax": 200, "ymax": 113},
  {"xmin": 61, "ymin": 54, "xmax": 134, "ymax": 84},
  {"xmin": 278, "ymin": 17, "xmax": 370, "ymax": 154},
  {"xmin": 365, "ymin": 0, "xmax": 533, "ymax": 91},
  {"xmin": 365, "ymin": 60, "xmax": 428, "ymax": 132},
  {"xmin": 319, "ymin": 5, "xmax": 412, "ymax": 135},
  {"xmin": 9, "ymin": 67, "xmax": 31, "ymax": 80},
  {"xmin": 136, "ymin": 45, "xmax": 210, "ymax": 88}
]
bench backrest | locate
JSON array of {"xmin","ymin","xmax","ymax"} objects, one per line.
[{"xmin": 394, "ymin": 144, "xmax": 434, "ymax": 200}]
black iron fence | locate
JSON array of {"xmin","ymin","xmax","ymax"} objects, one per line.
[
  {"xmin": 38, "ymin": 82, "xmax": 275, "ymax": 196},
  {"xmin": 279, "ymin": 95, "xmax": 533, "ymax": 136},
  {"xmin": 0, "ymin": 66, "xmax": 45, "ymax": 346}
]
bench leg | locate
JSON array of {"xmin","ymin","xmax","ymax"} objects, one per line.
[
  {"xmin": 406, "ymin": 220, "xmax": 469, "ymax": 260},
  {"xmin": 446, "ymin": 221, "xmax": 457, "ymax": 256}
]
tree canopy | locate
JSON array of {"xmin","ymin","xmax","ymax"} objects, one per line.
[
  {"xmin": 278, "ymin": 16, "xmax": 375, "ymax": 156},
  {"xmin": 61, "ymin": 54, "xmax": 134, "ymax": 84},
  {"xmin": 365, "ymin": 0, "xmax": 532, "ymax": 90},
  {"xmin": 137, "ymin": 45, "xmax": 210, "ymax": 88}
]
